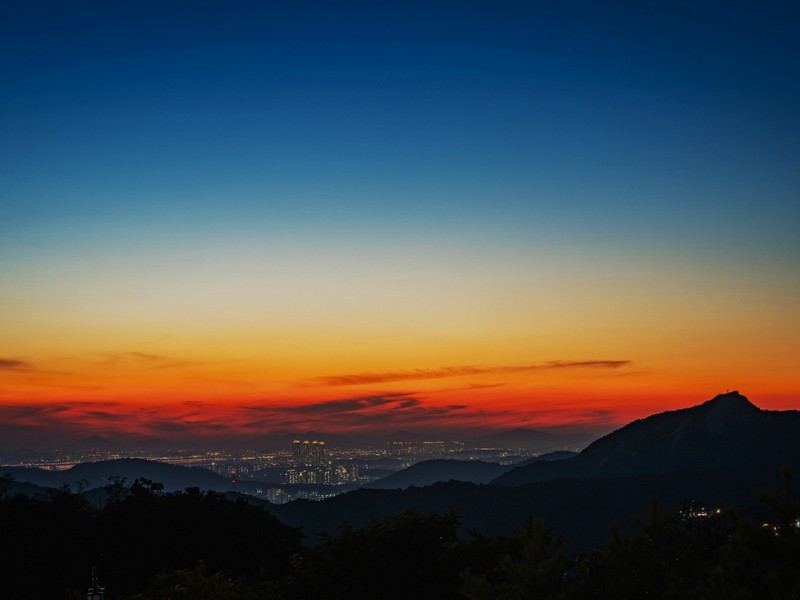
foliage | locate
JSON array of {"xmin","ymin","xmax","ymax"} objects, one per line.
[
  {"xmin": 281, "ymin": 509, "xmax": 463, "ymax": 600},
  {"xmin": 461, "ymin": 477, "xmax": 800, "ymax": 600},
  {"xmin": 2, "ymin": 470, "xmax": 800, "ymax": 599},
  {"xmin": 0, "ymin": 472, "xmax": 13, "ymax": 500},
  {"xmin": 0, "ymin": 481, "xmax": 301, "ymax": 600},
  {"xmin": 461, "ymin": 520, "xmax": 568, "ymax": 600},
  {"xmin": 121, "ymin": 562, "xmax": 242, "ymax": 600}
]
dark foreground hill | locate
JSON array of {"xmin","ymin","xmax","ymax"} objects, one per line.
[
  {"xmin": 0, "ymin": 485, "xmax": 302, "ymax": 599},
  {"xmin": 271, "ymin": 460, "xmax": 798, "ymax": 554}
]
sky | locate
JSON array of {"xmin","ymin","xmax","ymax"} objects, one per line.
[{"xmin": 1, "ymin": 1, "xmax": 799, "ymax": 448}]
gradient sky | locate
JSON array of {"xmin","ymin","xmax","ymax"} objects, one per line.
[{"xmin": 2, "ymin": 1, "xmax": 799, "ymax": 448}]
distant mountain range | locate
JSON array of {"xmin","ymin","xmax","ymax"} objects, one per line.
[
  {"xmin": 367, "ymin": 459, "xmax": 512, "ymax": 489},
  {"xmin": 2, "ymin": 458, "xmax": 237, "ymax": 494}
]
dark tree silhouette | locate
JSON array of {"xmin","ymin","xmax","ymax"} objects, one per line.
[
  {"xmin": 461, "ymin": 520, "xmax": 568, "ymax": 600},
  {"xmin": 758, "ymin": 466, "xmax": 800, "ymax": 537},
  {"xmin": 283, "ymin": 509, "xmax": 464, "ymax": 600},
  {"xmin": 0, "ymin": 472, "xmax": 13, "ymax": 500}
]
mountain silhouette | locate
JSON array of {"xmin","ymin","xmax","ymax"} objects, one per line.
[
  {"xmin": 366, "ymin": 459, "xmax": 514, "ymax": 489},
  {"xmin": 3, "ymin": 458, "xmax": 237, "ymax": 493},
  {"xmin": 367, "ymin": 451, "xmax": 578, "ymax": 489},
  {"xmin": 270, "ymin": 392, "xmax": 800, "ymax": 552},
  {"xmin": 271, "ymin": 462, "xmax": 793, "ymax": 554},
  {"xmin": 493, "ymin": 391, "xmax": 800, "ymax": 485},
  {"xmin": 5, "ymin": 392, "xmax": 798, "ymax": 556},
  {"xmin": 516, "ymin": 450, "xmax": 578, "ymax": 465}
]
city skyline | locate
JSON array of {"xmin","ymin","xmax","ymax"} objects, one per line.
[{"xmin": 2, "ymin": 1, "xmax": 799, "ymax": 448}]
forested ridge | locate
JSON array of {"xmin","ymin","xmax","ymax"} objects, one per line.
[{"xmin": 1, "ymin": 470, "xmax": 799, "ymax": 599}]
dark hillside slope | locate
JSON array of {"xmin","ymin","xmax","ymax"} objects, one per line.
[
  {"xmin": 271, "ymin": 459, "xmax": 798, "ymax": 554},
  {"xmin": 367, "ymin": 459, "xmax": 513, "ymax": 489},
  {"xmin": 494, "ymin": 392, "xmax": 800, "ymax": 486}
]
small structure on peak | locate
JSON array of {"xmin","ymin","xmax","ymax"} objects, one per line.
[
  {"xmin": 704, "ymin": 390, "xmax": 759, "ymax": 411},
  {"xmin": 86, "ymin": 566, "xmax": 105, "ymax": 600}
]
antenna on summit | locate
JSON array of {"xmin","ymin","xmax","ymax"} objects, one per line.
[{"xmin": 86, "ymin": 565, "xmax": 105, "ymax": 600}]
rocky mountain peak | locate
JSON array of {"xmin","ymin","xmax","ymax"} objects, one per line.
[{"xmin": 699, "ymin": 391, "xmax": 760, "ymax": 434}]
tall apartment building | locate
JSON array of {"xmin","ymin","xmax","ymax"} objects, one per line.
[
  {"xmin": 292, "ymin": 440, "xmax": 327, "ymax": 466},
  {"xmin": 422, "ymin": 441, "xmax": 445, "ymax": 456}
]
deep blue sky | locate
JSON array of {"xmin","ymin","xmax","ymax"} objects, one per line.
[{"xmin": 4, "ymin": 1, "xmax": 798, "ymax": 241}]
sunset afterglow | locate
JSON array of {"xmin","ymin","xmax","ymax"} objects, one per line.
[{"xmin": 1, "ymin": 2, "xmax": 798, "ymax": 448}]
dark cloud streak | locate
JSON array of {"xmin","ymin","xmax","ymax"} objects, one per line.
[
  {"xmin": 242, "ymin": 393, "xmax": 416, "ymax": 416},
  {"xmin": 0, "ymin": 358, "xmax": 33, "ymax": 370},
  {"xmin": 306, "ymin": 360, "xmax": 631, "ymax": 386}
]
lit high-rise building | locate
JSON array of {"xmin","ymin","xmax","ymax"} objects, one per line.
[
  {"xmin": 422, "ymin": 441, "xmax": 445, "ymax": 456},
  {"xmin": 292, "ymin": 440, "xmax": 327, "ymax": 466}
]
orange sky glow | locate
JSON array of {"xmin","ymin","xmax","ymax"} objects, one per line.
[{"xmin": 2, "ymin": 2, "xmax": 799, "ymax": 449}]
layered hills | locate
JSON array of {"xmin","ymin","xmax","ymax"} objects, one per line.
[
  {"xmin": 3, "ymin": 392, "xmax": 798, "ymax": 553},
  {"xmin": 367, "ymin": 451, "xmax": 577, "ymax": 489},
  {"xmin": 2, "ymin": 458, "xmax": 236, "ymax": 493},
  {"xmin": 270, "ymin": 391, "xmax": 800, "ymax": 551}
]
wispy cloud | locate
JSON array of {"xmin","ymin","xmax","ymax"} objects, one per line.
[
  {"xmin": 305, "ymin": 360, "xmax": 631, "ymax": 387},
  {"xmin": 0, "ymin": 401, "xmax": 122, "ymax": 428},
  {"xmin": 0, "ymin": 404, "xmax": 71, "ymax": 419},
  {"xmin": 0, "ymin": 357, "xmax": 74, "ymax": 377},
  {"xmin": 97, "ymin": 351, "xmax": 209, "ymax": 371},
  {"xmin": 127, "ymin": 351, "xmax": 166, "ymax": 361},
  {"xmin": 0, "ymin": 392, "xmax": 630, "ymax": 447},
  {"xmin": 84, "ymin": 410, "xmax": 121, "ymax": 419},
  {"xmin": 0, "ymin": 358, "xmax": 33, "ymax": 370},
  {"xmin": 243, "ymin": 393, "xmax": 415, "ymax": 416},
  {"xmin": 236, "ymin": 393, "xmax": 466, "ymax": 431}
]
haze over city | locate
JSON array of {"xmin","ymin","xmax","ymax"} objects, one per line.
[{"xmin": 2, "ymin": 1, "xmax": 799, "ymax": 451}]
